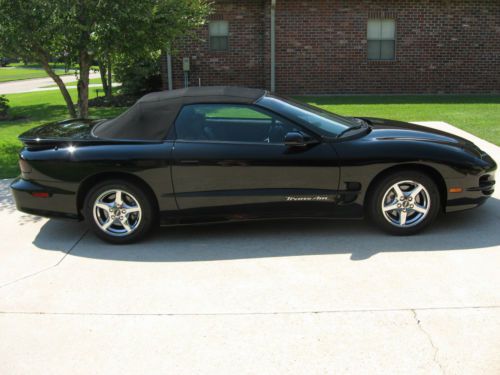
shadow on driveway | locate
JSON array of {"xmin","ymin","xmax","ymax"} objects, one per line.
[{"xmin": 32, "ymin": 197, "xmax": 500, "ymax": 262}]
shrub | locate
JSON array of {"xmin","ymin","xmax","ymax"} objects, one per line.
[
  {"xmin": 0, "ymin": 95, "xmax": 9, "ymax": 120},
  {"xmin": 113, "ymin": 55, "xmax": 162, "ymax": 97},
  {"xmin": 89, "ymin": 94, "xmax": 137, "ymax": 108}
]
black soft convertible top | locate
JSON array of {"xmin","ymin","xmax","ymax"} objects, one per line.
[{"xmin": 93, "ymin": 86, "xmax": 266, "ymax": 140}]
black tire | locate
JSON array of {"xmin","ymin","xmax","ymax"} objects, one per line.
[
  {"xmin": 368, "ymin": 170, "xmax": 441, "ymax": 235},
  {"xmin": 83, "ymin": 179, "xmax": 156, "ymax": 244}
]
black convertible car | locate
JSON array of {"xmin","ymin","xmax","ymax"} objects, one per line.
[{"xmin": 11, "ymin": 87, "xmax": 496, "ymax": 243}]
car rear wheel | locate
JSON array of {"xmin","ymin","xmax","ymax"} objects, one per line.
[
  {"xmin": 83, "ymin": 180, "xmax": 155, "ymax": 244},
  {"xmin": 368, "ymin": 171, "xmax": 441, "ymax": 235}
]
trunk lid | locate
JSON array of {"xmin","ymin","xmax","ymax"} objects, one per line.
[{"xmin": 19, "ymin": 119, "xmax": 103, "ymax": 147}]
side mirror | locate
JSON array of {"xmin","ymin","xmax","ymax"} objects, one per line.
[{"xmin": 284, "ymin": 131, "xmax": 307, "ymax": 147}]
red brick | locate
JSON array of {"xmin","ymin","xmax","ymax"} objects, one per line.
[{"xmin": 163, "ymin": 0, "xmax": 500, "ymax": 94}]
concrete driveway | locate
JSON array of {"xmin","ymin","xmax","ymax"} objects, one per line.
[{"xmin": 0, "ymin": 122, "xmax": 499, "ymax": 374}]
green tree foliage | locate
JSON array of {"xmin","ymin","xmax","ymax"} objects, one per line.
[
  {"xmin": 113, "ymin": 53, "xmax": 163, "ymax": 97},
  {"xmin": 0, "ymin": 95, "xmax": 9, "ymax": 120},
  {"xmin": 0, "ymin": 0, "xmax": 211, "ymax": 118}
]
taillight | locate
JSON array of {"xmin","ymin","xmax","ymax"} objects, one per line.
[
  {"xmin": 31, "ymin": 192, "xmax": 50, "ymax": 198},
  {"xmin": 19, "ymin": 159, "xmax": 32, "ymax": 173}
]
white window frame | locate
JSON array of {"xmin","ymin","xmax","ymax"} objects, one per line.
[
  {"xmin": 209, "ymin": 21, "xmax": 229, "ymax": 51},
  {"xmin": 367, "ymin": 19, "xmax": 396, "ymax": 61}
]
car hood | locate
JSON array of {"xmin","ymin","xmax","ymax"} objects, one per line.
[{"xmin": 359, "ymin": 117, "xmax": 484, "ymax": 157}]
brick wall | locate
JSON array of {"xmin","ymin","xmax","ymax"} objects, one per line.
[
  {"xmin": 167, "ymin": 0, "xmax": 500, "ymax": 94},
  {"xmin": 169, "ymin": 0, "xmax": 265, "ymax": 90}
]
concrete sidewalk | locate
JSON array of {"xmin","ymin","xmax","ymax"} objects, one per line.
[
  {"xmin": 0, "ymin": 122, "xmax": 499, "ymax": 374},
  {"xmin": 0, "ymin": 72, "xmax": 101, "ymax": 95}
]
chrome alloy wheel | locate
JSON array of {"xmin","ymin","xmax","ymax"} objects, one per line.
[
  {"xmin": 381, "ymin": 180, "xmax": 431, "ymax": 228},
  {"xmin": 93, "ymin": 189, "xmax": 142, "ymax": 237}
]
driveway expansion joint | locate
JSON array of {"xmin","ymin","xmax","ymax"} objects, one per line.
[
  {"xmin": 0, "ymin": 305, "xmax": 499, "ymax": 317},
  {"xmin": 0, "ymin": 229, "xmax": 88, "ymax": 290}
]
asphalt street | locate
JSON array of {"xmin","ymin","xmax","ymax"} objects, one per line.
[{"xmin": 0, "ymin": 72, "xmax": 101, "ymax": 95}]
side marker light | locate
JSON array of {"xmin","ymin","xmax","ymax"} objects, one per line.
[{"xmin": 31, "ymin": 192, "xmax": 50, "ymax": 198}]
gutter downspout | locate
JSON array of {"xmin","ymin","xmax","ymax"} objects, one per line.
[
  {"xmin": 270, "ymin": 0, "xmax": 276, "ymax": 92},
  {"xmin": 167, "ymin": 49, "xmax": 173, "ymax": 90}
]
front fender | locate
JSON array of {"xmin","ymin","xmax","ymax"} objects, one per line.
[{"xmin": 332, "ymin": 138, "xmax": 496, "ymax": 214}]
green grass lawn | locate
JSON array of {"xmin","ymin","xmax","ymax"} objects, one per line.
[
  {"xmin": 0, "ymin": 65, "xmax": 76, "ymax": 82},
  {"xmin": 8, "ymin": 62, "xmax": 71, "ymax": 69},
  {"xmin": 8, "ymin": 62, "xmax": 99, "ymax": 70},
  {"xmin": 0, "ymin": 92, "xmax": 498, "ymax": 179}
]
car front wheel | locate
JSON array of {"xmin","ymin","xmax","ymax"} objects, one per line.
[
  {"xmin": 368, "ymin": 171, "xmax": 441, "ymax": 235},
  {"xmin": 83, "ymin": 180, "xmax": 155, "ymax": 244}
]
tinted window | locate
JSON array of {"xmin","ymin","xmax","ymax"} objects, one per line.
[
  {"xmin": 175, "ymin": 104, "xmax": 304, "ymax": 143},
  {"xmin": 257, "ymin": 95, "xmax": 358, "ymax": 137}
]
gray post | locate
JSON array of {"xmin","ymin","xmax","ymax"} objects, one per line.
[
  {"xmin": 167, "ymin": 50, "xmax": 173, "ymax": 91},
  {"xmin": 270, "ymin": 0, "xmax": 276, "ymax": 92}
]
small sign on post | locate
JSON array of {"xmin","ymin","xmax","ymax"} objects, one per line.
[
  {"xmin": 182, "ymin": 57, "xmax": 190, "ymax": 72},
  {"xmin": 183, "ymin": 57, "xmax": 190, "ymax": 88}
]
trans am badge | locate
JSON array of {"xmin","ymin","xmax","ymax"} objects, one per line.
[{"xmin": 286, "ymin": 196, "xmax": 330, "ymax": 201}]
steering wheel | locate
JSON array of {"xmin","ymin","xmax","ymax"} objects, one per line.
[{"xmin": 264, "ymin": 119, "xmax": 284, "ymax": 143}]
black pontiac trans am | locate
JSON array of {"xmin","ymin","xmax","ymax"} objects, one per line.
[{"xmin": 10, "ymin": 87, "xmax": 496, "ymax": 243}]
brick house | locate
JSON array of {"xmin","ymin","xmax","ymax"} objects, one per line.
[{"xmin": 162, "ymin": 0, "xmax": 500, "ymax": 95}]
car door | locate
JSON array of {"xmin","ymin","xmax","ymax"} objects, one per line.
[{"xmin": 171, "ymin": 103, "xmax": 341, "ymax": 218}]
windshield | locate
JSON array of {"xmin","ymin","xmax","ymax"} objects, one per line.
[{"xmin": 257, "ymin": 95, "xmax": 359, "ymax": 137}]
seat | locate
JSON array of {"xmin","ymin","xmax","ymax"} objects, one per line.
[{"xmin": 178, "ymin": 110, "xmax": 209, "ymax": 140}]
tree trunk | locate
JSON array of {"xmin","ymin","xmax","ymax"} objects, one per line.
[
  {"xmin": 98, "ymin": 62, "xmax": 109, "ymax": 97},
  {"xmin": 40, "ymin": 60, "xmax": 77, "ymax": 118},
  {"xmin": 106, "ymin": 56, "xmax": 112, "ymax": 100},
  {"xmin": 77, "ymin": 52, "xmax": 90, "ymax": 118}
]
